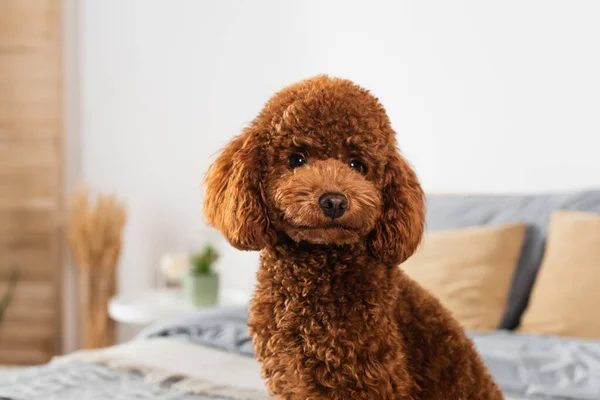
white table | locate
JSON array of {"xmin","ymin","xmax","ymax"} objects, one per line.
[{"xmin": 108, "ymin": 288, "xmax": 250, "ymax": 326}]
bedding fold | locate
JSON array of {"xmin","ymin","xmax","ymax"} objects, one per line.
[{"xmin": 54, "ymin": 338, "xmax": 269, "ymax": 400}]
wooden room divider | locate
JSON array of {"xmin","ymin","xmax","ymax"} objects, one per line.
[{"xmin": 0, "ymin": 0, "xmax": 63, "ymax": 364}]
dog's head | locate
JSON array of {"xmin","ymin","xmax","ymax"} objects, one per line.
[{"xmin": 203, "ymin": 76, "xmax": 424, "ymax": 265}]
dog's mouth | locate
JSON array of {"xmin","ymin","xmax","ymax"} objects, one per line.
[
  {"xmin": 292, "ymin": 223, "xmax": 359, "ymax": 232},
  {"xmin": 283, "ymin": 222, "xmax": 362, "ymax": 245}
]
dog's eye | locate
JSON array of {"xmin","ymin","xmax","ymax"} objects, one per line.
[
  {"xmin": 349, "ymin": 159, "xmax": 367, "ymax": 174},
  {"xmin": 288, "ymin": 154, "xmax": 307, "ymax": 169}
]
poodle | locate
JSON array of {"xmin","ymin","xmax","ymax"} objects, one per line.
[{"xmin": 203, "ymin": 76, "xmax": 504, "ymax": 399}]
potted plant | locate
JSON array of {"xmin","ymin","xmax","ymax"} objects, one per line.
[{"xmin": 184, "ymin": 245, "xmax": 220, "ymax": 306}]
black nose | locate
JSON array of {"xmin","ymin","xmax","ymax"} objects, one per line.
[{"xmin": 318, "ymin": 192, "xmax": 348, "ymax": 219}]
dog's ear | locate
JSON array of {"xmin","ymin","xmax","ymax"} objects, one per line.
[
  {"xmin": 203, "ymin": 126, "xmax": 275, "ymax": 251},
  {"xmin": 368, "ymin": 150, "xmax": 425, "ymax": 265}
]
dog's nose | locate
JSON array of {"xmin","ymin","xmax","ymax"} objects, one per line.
[{"xmin": 318, "ymin": 193, "xmax": 348, "ymax": 219}]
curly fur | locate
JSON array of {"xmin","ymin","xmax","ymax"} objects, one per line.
[{"xmin": 204, "ymin": 76, "xmax": 503, "ymax": 399}]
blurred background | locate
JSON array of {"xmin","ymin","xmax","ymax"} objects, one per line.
[{"xmin": 1, "ymin": 0, "xmax": 599, "ymax": 364}]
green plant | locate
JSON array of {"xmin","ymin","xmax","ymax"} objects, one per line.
[
  {"xmin": 0, "ymin": 265, "xmax": 19, "ymax": 327},
  {"xmin": 189, "ymin": 245, "xmax": 219, "ymax": 275}
]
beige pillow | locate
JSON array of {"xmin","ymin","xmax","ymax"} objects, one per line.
[
  {"xmin": 401, "ymin": 223, "xmax": 526, "ymax": 331},
  {"xmin": 519, "ymin": 210, "xmax": 600, "ymax": 339}
]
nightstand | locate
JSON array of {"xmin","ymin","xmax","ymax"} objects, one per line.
[{"xmin": 108, "ymin": 288, "xmax": 249, "ymax": 326}]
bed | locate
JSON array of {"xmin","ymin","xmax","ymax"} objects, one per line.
[
  {"xmin": 2, "ymin": 190, "xmax": 600, "ymax": 399},
  {"xmin": 1, "ymin": 307, "xmax": 600, "ymax": 399}
]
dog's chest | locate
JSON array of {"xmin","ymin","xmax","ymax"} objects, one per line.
[
  {"xmin": 255, "ymin": 250, "xmax": 397, "ymax": 327},
  {"xmin": 249, "ymin": 255, "xmax": 408, "ymax": 398},
  {"xmin": 256, "ymin": 255, "xmax": 396, "ymax": 339}
]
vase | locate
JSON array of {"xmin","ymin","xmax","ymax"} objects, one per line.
[
  {"xmin": 78, "ymin": 266, "xmax": 116, "ymax": 349},
  {"xmin": 183, "ymin": 273, "xmax": 219, "ymax": 306}
]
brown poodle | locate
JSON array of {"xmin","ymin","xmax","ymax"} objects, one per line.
[{"xmin": 203, "ymin": 76, "xmax": 503, "ymax": 399}]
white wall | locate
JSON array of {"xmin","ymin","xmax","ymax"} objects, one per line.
[{"xmin": 77, "ymin": 0, "xmax": 600, "ymax": 330}]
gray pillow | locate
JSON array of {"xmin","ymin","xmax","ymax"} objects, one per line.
[{"xmin": 425, "ymin": 190, "xmax": 600, "ymax": 330}]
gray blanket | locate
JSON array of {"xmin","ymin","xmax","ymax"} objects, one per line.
[
  {"xmin": 472, "ymin": 331, "xmax": 600, "ymax": 400},
  {"xmin": 0, "ymin": 360, "xmax": 230, "ymax": 400}
]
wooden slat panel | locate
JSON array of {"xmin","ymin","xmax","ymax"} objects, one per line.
[
  {"xmin": 0, "ymin": 51, "xmax": 60, "ymax": 139},
  {"xmin": 0, "ymin": 281, "xmax": 55, "ymax": 306},
  {"xmin": 0, "ymin": 49, "xmax": 60, "ymax": 83},
  {"xmin": 1, "ymin": 306, "xmax": 54, "ymax": 335},
  {"xmin": 0, "ymin": 232, "xmax": 54, "ymax": 249},
  {"xmin": 0, "ymin": 336, "xmax": 54, "ymax": 355},
  {"xmin": 0, "ymin": 210, "xmax": 59, "ymax": 233},
  {"xmin": 1, "ymin": 309, "xmax": 55, "ymax": 344},
  {"xmin": 0, "ymin": 165, "xmax": 60, "ymax": 202},
  {"xmin": 0, "ymin": 348, "xmax": 51, "ymax": 365},
  {"xmin": 0, "ymin": 0, "xmax": 58, "ymax": 50},
  {"xmin": 0, "ymin": 302, "xmax": 55, "ymax": 359},
  {"xmin": 0, "ymin": 139, "xmax": 59, "ymax": 171},
  {"xmin": 4, "ymin": 302, "xmax": 54, "ymax": 323},
  {"xmin": 0, "ymin": 248, "xmax": 56, "ymax": 281},
  {"xmin": 0, "ymin": 264, "xmax": 55, "ymax": 281},
  {"xmin": 0, "ymin": 105, "xmax": 60, "ymax": 140},
  {"xmin": 0, "ymin": 305, "xmax": 54, "ymax": 359},
  {"xmin": 0, "ymin": 52, "xmax": 60, "ymax": 98},
  {"xmin": 0, "ymin": 107, "xmax": 60, "ymax": 140},
  {"xmin": 0, "ymin": 0, "xmax": 63, "ymax": 365}
]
